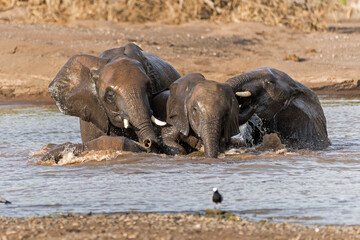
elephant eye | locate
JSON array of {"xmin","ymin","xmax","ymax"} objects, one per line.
[
  {"xmin": 192, "ymin": 106, "xmax": 198, "ymax": 113},
  {"xmin": 105, "ymin": 89, "xmax": 116, "ymax": 103},
  {"xmin": 264, "ymin": 79, "xmax": 274, "ymax": 85}
]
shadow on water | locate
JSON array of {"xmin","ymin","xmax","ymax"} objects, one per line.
[{"xmin": 0, "ymin": 97, "xmax": 360, "ymax": 225}]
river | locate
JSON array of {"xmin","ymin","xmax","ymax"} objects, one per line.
[{"xmin": 0, "ymin": 97, "xmax": 359, "ymax": 225}]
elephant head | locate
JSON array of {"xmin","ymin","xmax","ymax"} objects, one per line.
[
  {"xmin": 48, "ymin": 43, "xmax": 180, "ymax": 151},
  {"xmin": 226, "ymin": 67, "xmax": 330, "ymax": 149},
  {"xmin": 166, "ymin": 73, "xmax": 240, "ymax": 158}
]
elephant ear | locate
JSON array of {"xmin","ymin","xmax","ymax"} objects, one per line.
[
  {"xmin": 224, "ymin": 87, "xmax": 240, "ymax": 141},
  {"xmin": 274, "ymin": 91, "xmax": 330, "ymax": 149},
  {"xmin": 48, "ymin": 55, "xmax": 109, "ymax": 133},
  {"xmin": 166, "ymin": 81, "xmax": 190, "ymax": 136},
  {"xmin": 166, "ymin": 73, "xmax": 206, "ymax": 136},
  {"xmin": 123, "ymin": 43, "xmax": 161, "ymax": 92}
]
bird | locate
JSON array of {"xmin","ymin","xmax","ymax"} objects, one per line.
[
  {"xmin": 0, "ymin": 196, "xmax": 11, "ymax": 205},
  {"xmin": 212, "ymin": 187, "xmax": 223, "ymax": 205}
]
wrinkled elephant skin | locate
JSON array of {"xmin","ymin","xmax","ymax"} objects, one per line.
[
  {"xmin": 226, "ymin": 67, "xmax": 331, "ymax": 150},
  {"xmin": 157, "ymin": 73, "xmax": 243, "ymax": 158},
  {"xmin": 48, "ymin": 43, "xmax": 180, "ymax": 152}
]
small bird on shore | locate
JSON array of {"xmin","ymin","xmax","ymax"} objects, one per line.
[
  {"xmin": 0, "ymin": 196, "xmax": 11, "ymax": 205},
  {"xmin": 212, "ymin": 188, "xmax": 223, "ymax": 205}
]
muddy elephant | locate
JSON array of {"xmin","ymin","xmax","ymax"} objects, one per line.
[
  {"xmin": 226, "ymin": 67, "xmax": 331, "ymax": 150},
  {"xmin": 48, "ymin": 43, "xmax": 180, "ymax": 152},
  {"xmin": 41, "ymin": 136, "xmax": 147, "ymax": 163},
  {"xmin": 153, "ymin": 73, "xmax": 253, "ymax": 158}
]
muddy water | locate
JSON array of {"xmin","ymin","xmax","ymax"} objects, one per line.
[{"xmin": 0, "ymin": 98, "xmax": 359, "ymax": 225}]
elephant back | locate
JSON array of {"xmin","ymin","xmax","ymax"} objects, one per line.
[
  {"xmin": 99, "ymin": 47, "xmax": 126, "ymax": 60},
  {"xmin": 100, "ymin": 43, "xmax": 180, "ymax": 93},
  {"xmin": 125, "ymin": 43, "xmax": 180, "ymax": 91},
  {"xmin": 142, "ymin": 52, "xmax": 181, "ymax": 92}
]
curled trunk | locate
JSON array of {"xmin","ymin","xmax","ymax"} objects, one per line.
[
  {"xmin": 134, "ymin": 120, "xmax": 157, "ymax": 143},
  {"xmin": 226, "ymin": 72, "xmax": 252, "ymax": 90},
  {"xmin": 121, "ymin": 89, "xmax": 159, "ymax": 151},
  {"xmin": 226, "ymin": 69, "xmax": 266, "ymax": 91},
  {"xmin": 128, "ymin": 107, "xmax": 159, "ymax": 151}
]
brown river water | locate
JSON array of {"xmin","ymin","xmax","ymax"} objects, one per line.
[{"xmin": 0, "ymin": 97, "xmax": 359, "ymax": 225}]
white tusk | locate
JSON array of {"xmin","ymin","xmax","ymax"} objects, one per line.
[
  {"xmin": 123, "ymin": 119, "xmax": 130, "ymax": 129},
  {"xmin": 151, "ymin": 115, "xmax": 167, "ymax": 126},
  {"xmin": 236, "ymin": 91, "xmax": 252, "ymax": 97}
]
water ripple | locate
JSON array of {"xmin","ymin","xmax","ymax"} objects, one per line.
[{"xmin": 0, "ymin": 99, "xmax": 359, "ymax": 225}]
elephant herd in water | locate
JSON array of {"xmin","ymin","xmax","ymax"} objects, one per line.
[{"xmin": 42, "ymin": 43, "xmax": 331, "ymax": 162}]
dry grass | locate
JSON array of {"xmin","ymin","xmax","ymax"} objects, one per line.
[{"xmin": 0, "ymin": 0, "xmax": 345, "ymax": 31}]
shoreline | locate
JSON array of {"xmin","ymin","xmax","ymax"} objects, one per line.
[
  {"xmin": 1, "ymin": 20, "xmax": 360, "ymax": 104},
  {"xmin": 1, "ymin": 87, "xmax": 359, "ymax": 105},
  {"xmin": 0, "ymin": 18, "xmax": 359, "ymax": 239},
  {"xmin": 1, "ymin": 212, "xmax": 360, "ymax": 239}
]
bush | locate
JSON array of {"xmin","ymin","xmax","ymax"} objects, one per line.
[{"xmin": 0, "ymin": 0, "xmax": 344, "ymax": 31}]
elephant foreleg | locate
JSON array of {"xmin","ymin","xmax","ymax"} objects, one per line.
[
  {"xmin": 161, "ymin": 126, "xmax": 187, "ymax": 155},
  {"xmin": 179, "ymin": 135, "xmax": 202, "ymax": 151},
  {"xmin": 41, "ymin": 143, "xmax": 84, "ymax": 163},
  {"xmin": 41, "ymin": 136, "xmax": 146, "ymax": 163}
]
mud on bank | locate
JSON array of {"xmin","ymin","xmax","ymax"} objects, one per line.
[
  {"xmin": 1, "ymin": 212, "xmax": 360, "ymax": 240},
  {"xmin": 0, "ymin": 19, "xmax": 360, "ymax": 102}
]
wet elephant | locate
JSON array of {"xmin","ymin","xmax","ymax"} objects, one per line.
[
  {"xmin": 226, "ymin": 67, "xmax": 331, "ymax": 150},
  {"xmin": 153, "ymin": 73, "xmax": 253, "ymax": 158},
  {"xmin": 41, "ymin": 136, "xmax": 147, "ymax": 163},
  {"xmin": 48, "ymin": 43, "xmax": 180, "ymax": 153}
]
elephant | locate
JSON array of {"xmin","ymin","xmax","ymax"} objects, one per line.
[
  {"xmin": 153, "ymin": 73, "xmax": 255, "ymax": 158},
  {"xmin": 226, "ymin": 67, "xmax": 331, "ymax": 150},
  {"xmin": 48, "ymin": 43, "xmax": 180, "ymax": 153},
  {"xmin": 41, "ymin": 136, "xmax": 147, "ymax": 163}
]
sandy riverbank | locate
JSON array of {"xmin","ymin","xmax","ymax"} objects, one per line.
[
  {"xmin": 1, "ymin": 212, "xmax": 360, "ymax": 240},
  {"xmin": 0, "ymin": 15, "xmax": 360, "ymax": 240},
  {"xmin": 0, "ymin": 19, "xmax": 359, "ymax": 103}
]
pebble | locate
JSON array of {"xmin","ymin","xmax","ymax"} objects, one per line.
[{"xmin": 0, "ymin": 213, "xmax": 358, "ymax": 239}]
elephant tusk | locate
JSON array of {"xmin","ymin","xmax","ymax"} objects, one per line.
[
  {"xmin": 151, "ymin": 115, "xmax": 167, "ymax": 126},
  {"xmin": 123, "ymin": 119, "xmax": 130, "ymax": 129},
  {"xmin": 236, "ymin": 91, "xmax": 252, "ymax": 97}
]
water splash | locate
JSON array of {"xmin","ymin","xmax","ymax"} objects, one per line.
[
  {"xmin": 2, "ymin": 99, "xmax": 360, "ymax": 225},
  {"xmin": 32, "ymin": 149, "xmax": 135, "ymax": 166}
]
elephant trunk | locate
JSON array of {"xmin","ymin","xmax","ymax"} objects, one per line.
[
  {"xmin": 135, "ymin": 120, "xmax": 157, "ymax": 142},
  {"xmin": 129, "ymin": 112, "xmax": 159, "ymax": 151},
  {"xmin": 201, "ymin": 123, "xmax": 221, "ymax": 158},
  {"xmin": 120, "ymin": 89, "xmax": 159, "ymax": 151},
  {"xmin": 226, "ymin": 69, "xmax": 265, "ymax": 91},
  {"xmin": 226, "ymin": 73, "xmax": 251, "ymax": 91}
]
